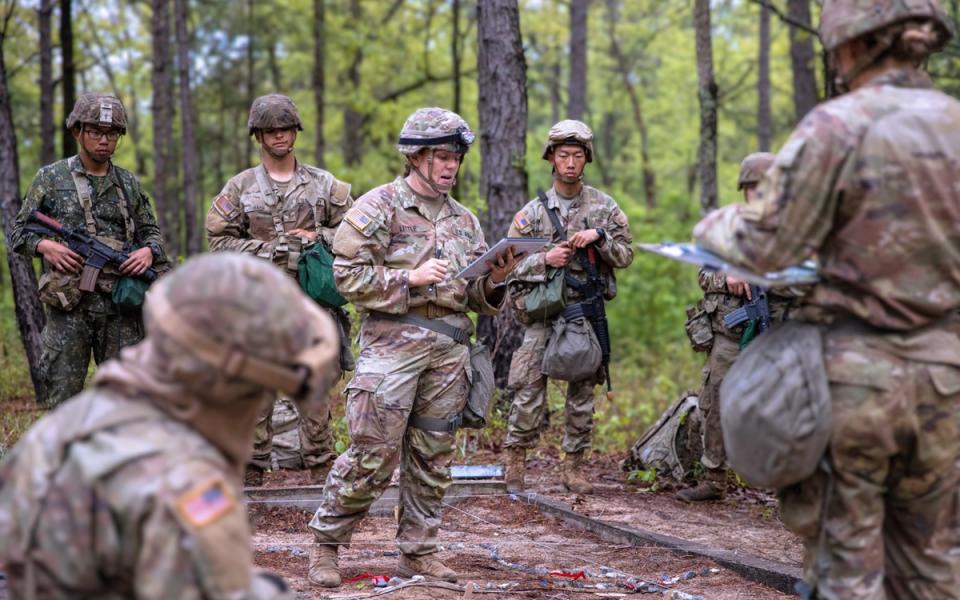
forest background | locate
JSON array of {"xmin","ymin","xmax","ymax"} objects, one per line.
[{"xmin": 2, "ymin": 0, "xmax": 960, "ymax": 457}]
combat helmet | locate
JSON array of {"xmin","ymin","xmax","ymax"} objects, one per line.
[
  {"xmin": 542, "ymin": 120, "xmax": 594, "ymax": 163},
  {"xmin": 396, "ymin": 107, "xmax": 475, "ymax": 156},
  {"xmin": 143, "ymin": 253, "xmax": 339, "ymax": 403},
  {"xmin": 248, "ymin": 94, "xmax": 304, "ymax": 135},
  {"xmin": 819, "ymin": 0, "xmax": 953, "ymax": 52},
  {"xmin": 737, "ymin": 152, "xmax": 776, "ymax": 190},
  {"xmin": 65, "ymin": 92, "xmax": 127, "ymax": 134}
]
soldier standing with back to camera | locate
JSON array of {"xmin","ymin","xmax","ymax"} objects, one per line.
[
  {"xmin": 695, "ymin": 0, "xmax": 960, "ymax": 595},
  {"xmin": 206, "ymin": 94, "xmax": 354, "ymax": 487},
  {"xmin": 10, "ymin": 92, "xmax": 167, "ymax": 407},
  {"xmin": 502, "ymin": 120, "xmax": 634, "ymax": 495},
  {"xmin": 307, "ymin": 107, "xmax": 518, "ymax": 587}
]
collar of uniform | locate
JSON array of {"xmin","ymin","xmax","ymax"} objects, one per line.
[
  {"xmin": 291, "ymin": 160, "xmax": 313, "ymax": 189},
  {"xmin": 68, "ymin": 155, "xmax": 119, "ymax": 193},
  {"xmin": 546, "ymin": 186, "xmax": 583, "ymax": 209},
  {"xmin": 394, "ymin": 176, "xmax": 465, "ymax": 220},
  {"xmin": 862, "ymin": 67, "xmax": 933, "ymax": 91}
]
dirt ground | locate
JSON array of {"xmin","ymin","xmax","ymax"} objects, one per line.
[{"xmin": 251, "ymin": 498, "xmax": 793, "ymax": 600}]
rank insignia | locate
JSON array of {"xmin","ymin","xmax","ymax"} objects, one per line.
[{"xmin": 176, "ymin": 478, "xmax": 234, "ymax": 528}]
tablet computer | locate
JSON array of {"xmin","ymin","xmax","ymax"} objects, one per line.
[{"xmin": 456, "ymin": 237, "xmax": 550, "ymax": 279}]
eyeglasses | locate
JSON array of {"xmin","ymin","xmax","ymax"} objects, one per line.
[{"xmin": 84, "ymin": 128, "xmax": 121, "ymax": 141}]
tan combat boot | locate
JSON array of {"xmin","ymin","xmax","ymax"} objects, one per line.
[
  {"xmin": 308, "ymin": 544, "xmax": 341, "ymax": 587},
  {"xmin": 244, "ymin": 465, "xmax": 264, "ymax": 487},
  {"xmin": 397, "ymin": 553, "xmax": 458, "ymax": 582},
  {"xmin": 309, "ymin": 463, "xmax": 331, "ymax": 485},
  {"xmin": 505, "ymin": 446, "xmax": 527, "ymax": 493},
  {"xmin": 561, "ymin": 450, "xmax": 594, "ymax": 494}
]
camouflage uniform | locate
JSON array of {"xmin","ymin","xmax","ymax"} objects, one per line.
[
  {"xmin": 694, "ymin": 2, "xmax": 960, "ymax": 595},
  {"xmin": 308, "ymin": 108, "xmax": 502, "ymax": 584},
  {"xmin": 205, "ymin": 94, "xmax": 354, "ymax": 476},
  {"xmin": 0, "ymin": 253, "xmax": 340, "ymax": 599},
  {"xmin": 505, "ymin": 186, "xmax": 633, "ymax": 452},
  {"xmin": 10, "ymin": 93, "xmax": 166, "ymax": 407}
]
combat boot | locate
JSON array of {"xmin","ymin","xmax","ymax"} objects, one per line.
[
  {"xmin": 561, "ymin": 450, "xmax": 594, "ymax": 494},
  {"xmin": 309, "ymin": 463, "xmax": 331, "ymax": 485},
  {"xmin": 505, "ymin": 446, "xmax": 526, "ymax": 493},
  {"xmin": 308, "ymin": 544, "xmax": 341, "ymax": 587},
  {"xmin": 676, "ymin": 481, "xmax": 723, "ymax": 503},
  {"xmin": 244, "ymin": 465, "xmax": 264, "ymax": 487},
  {"xmin": 397, "ymin": 553, "xmax": 458, "ymax": 582}
]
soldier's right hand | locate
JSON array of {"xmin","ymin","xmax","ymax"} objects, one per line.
[
  {"xmin": 409, "ymin": 258, "xmax": 449, "ymax": 287},
  {"xmin": 725, "ymin": 276, "xmax": 752, "ymax": 299},
  {"xmin": 545, "ymin": 242, "xmax": 573, "ymax": 268},
  {"xmin": 37, "ymin": 239, "xmax": 83, "ymax": 273}
]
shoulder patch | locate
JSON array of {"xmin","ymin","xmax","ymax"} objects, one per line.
[
  {"xmin": 331, "ymin": 179, "xmax": 352, "ymax": 205},
  {"xmin": 212, "ymin": 194, "xmax": 240, "ymax": 220},
  {"xmin": 175, "ymin": 477, "xmax": 235, "ymax": 528},
  {"xmin": 344, "ymin": 207, "xmax": 378, "ymax": 237},
  {"xmin": 513, "ymin": 210, "xmax": 533, "ymax": 234}
]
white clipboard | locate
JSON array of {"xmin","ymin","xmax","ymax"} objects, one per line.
[{"xmin": 456, "ymin": 237, "xmax": 550, "ymax": 279}]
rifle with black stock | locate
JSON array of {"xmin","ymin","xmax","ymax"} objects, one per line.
[
  {"xmin": 723, "ymin": 284, "xmax": 770, "ymax": 332},
  {"xmin": 24, "ymin": 209, "xmax": 158, "ymax": 292}
]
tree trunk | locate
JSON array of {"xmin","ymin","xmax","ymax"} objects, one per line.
[
  {"xmin": 313, "ymin": 0, "xmax": 326, "ymax": 168},
  {"xmin": 757, "ymin": 1, "xmax": 772, "ymax": 151},
  {"xmin": 39, "ymin": 0, "xmax": 55, "ymax": 166},
  {"xmin": 60, "ymin": 0, "xmax": 76, "ymax": 158},
  {"xmin": 477, "ymin": 0, "xmax": 528, "ymax": 392},
  {"xmin": 567, "ymin": 0, "xmax": 588, "ymax": 120},
  {"xmin": 694, "ymin": 0, "xmax": 718, "ymax": 214},
  {"xmin": 245, "ymin": 0, "xmax": 256, "ymax": 166},
  {"xmin": 174, "ymin": 0, "xmax": 199, "ymax": 256},
  {"xmin": 605, "ymin": 0, "xmax": 656, "ymax": 207},
  {"xmin": 151, "ymin": 0, "xmax": 178, "ymax": 258},
  {"xmin": 0, "ymin": 11, "xmax": 48, "ymax": 404},
  {"xmin": 342, "ymin": 0, "xmax": 364, "ymax": 167},
  {"xmin": 452, "ymin": 0, "xmax": 462, "ymax": 115},
  {"xmin": 787, "ymin": 0, "xmax": 818, "ymax": 121}
]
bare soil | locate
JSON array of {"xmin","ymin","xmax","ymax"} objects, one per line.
[{"xmin": 252, "ymin": 497, "xmax": 794, "ymax": 599}]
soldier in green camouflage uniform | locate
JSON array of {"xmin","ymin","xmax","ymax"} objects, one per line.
[
  {"xmin": 10, "ymin": 93, "xmax": 167, "ymax": 407},
  {"xmin": 205, "ymin": 94, "xmax": 354, "ymax": 486},
  {"xmin": 678, "ymin": 152, "xmax": 799, "ymax": 503},
  {"xmin": 307, "ymin": 108, "xmax": 518, "ymax": 587},
  {"xmin": 695, "ymin": 1, "xmax": 960, "ymax": 595},
  {"xmin": 502, "ymin": 120, "xmax": 634, "ymax": 495},
  {"xmin": 0, "ymin": 253, "xmax": 340, "ymax": 599}
]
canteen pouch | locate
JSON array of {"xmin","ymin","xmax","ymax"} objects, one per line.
[
  {"xmin": 524, "ymin": 267, "xmax": 567, "ymax": 321},
  {"xmin": 541, "ymin": 314, "xmax": 602, "ymax": 382},
  {"xmin": 460, "ymin": 343, "xmax": 495, "ymax": 429},
  {"xmin": 38, "ymin": 270, "xmax": 83, "ymax": 311},
  {"xmin": 111, "ymin": 276, "xmax": 150, "ymax": 313},
  {"xmin": 298, "ymin": 243, "xmax": 348, "ymax": 309}
]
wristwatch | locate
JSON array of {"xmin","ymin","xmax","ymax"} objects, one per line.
[
  {"xmin": 146, "ymin": 241, "xmax": 163, "ymax": 260},
  {"xmin": 595, "ymin": 227, "xmax": 607, "ymax": 245}
]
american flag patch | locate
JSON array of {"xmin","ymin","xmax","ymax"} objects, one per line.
[
  {"xmin": 212, "ymin": 194, "xmax": 239, "ymax": 220},
  {"xmin": 345, "ymin": 208, "xmax": 377, "ymax": 236},
  {"xmin": 175, "ymin": 478, "xmax": 234, "ymax": 528},
  {"xmin": 513, "ymin": 211, "xmax": 532, "ymax": 233}
]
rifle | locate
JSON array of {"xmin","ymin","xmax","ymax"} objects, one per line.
[
  {"xmin": 723, "ymin": 284, "xmax": 770, "ymax": 333},
  {"xmin": 24, "ymin": 210, "xmax": 158, "ymax": 292},
  {"xmin": 566, "ymin": 226, "xmax": 613, "ymax": 398}
]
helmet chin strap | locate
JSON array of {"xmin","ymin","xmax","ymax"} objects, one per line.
[{"xmin": 409, "ymin": 149, "xmax": 450, "ymax": 197}]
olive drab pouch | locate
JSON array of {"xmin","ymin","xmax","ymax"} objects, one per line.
[
  {"xmin": 684, "ymin": 303, "xmax": 714, "ymax": 352},
  {"xmin": 111, "ymin": 276, "xmax": 150, "ymax": 313},
  {"xmin": 623, "ymin": 393, "xmax": 702, "ymax": 482},
  {"xmin": 297, "ymin": 243, "xmax": 348, "ymax": 309},
  {"xmin": 523, "ymin": 267, "xmax": 567, "ymax": 321},
  {"xmin": 720, "ymin": 321, "xmax": 830, "ymax": 490},
  {"xmin": 38, "ymin": 270, "xmax": 83, "ymax": 311},
  {"xmin": 460, "ymin": 342, "xmax": 495, "ymax": 429},
  {"xmin": 541, "ymin": 314, "xmax": 602, "ymax": 382}
]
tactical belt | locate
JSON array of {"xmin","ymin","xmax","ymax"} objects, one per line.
[
  {"xmin": 408, "ymin": 303, "xmax": 458, "ymax": 319},
  {"xmin": 368, "ymin": 311, "xmax": 469, "ymax": 433}
]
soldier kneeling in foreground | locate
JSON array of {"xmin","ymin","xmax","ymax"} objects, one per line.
[{"xmin": 0, "ymin": 253, "xmax": 340, "ymax": 598}]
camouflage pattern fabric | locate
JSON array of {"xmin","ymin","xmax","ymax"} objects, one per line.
[
  {"xmin": 10, "ymin": 156, "xmax": 167, "ymax": 407},
  {"xmin": 396, "ymin": 107, "xmax": 472, "ymax": 155},
  {"xmin": 694, "ymin": 68, "xmax": 960, "ymax": 596},
  {"xmin": 542, "ymin": 119, "xmax": 595, "ymax": 162},
  {"xmin": 309, "ymin": 176, "xmax": 501, "ymax": 556},
  {"xmin": 247, "ymin": 94, "xmax": 304, "ymax": 133},
  {"xmin": 504, "ymin": 185, "xmax": 633, "ymax": 452},
  {"xmin": 737, "ymin": 152, "xmax": 775, "ymax": 190},
  {"xmin": 65, "ymin": 92, "xmax": 127, "ymax": 132},
  {"xmin": 818, "ymin": 0, "xmax": 951, "ymax": 51},
  {"xmin": 206, "ymin": 160, "xmax": 353, "ymax": 473},
  {"xmin": 0, "ymin": 389, "xmax": 288, "ymax": 599}
]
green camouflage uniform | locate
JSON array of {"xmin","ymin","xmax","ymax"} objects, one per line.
[
  {"xmin": 695, "ymin": 67, "xmax": 960, "ymax": 598},
  {"xmin": 205, "ymin": 161, "xmax": 353, "ymax": 471},
  {"xmin": 308, "ymin": 175, "xmax": 502, "ymax": 556},
  {"xmin": 504, "ymin": 186, "xmax": 633, "ymax": 453},
  {"xmin": 10, "ymin": 156, "xmax": 166, "ymax": 407}
]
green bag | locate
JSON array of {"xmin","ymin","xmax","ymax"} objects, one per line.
[
  {"xmin": 523, "ymin": 267, "xmax": 567, "ymax": 321},
  {"xmin": 298, "ymin": 243, "xmax": 348, "ymax": 308},
  {"xmin": 111, "ymin": 276, "xmax": 150, "ymax": 312}
]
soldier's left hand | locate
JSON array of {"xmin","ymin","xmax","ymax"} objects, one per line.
[
  {"xmin": 120, "ymin": 247, "xmax": 154, "ymax": 276},
  {"xmin": 288, "ymin": 228, "xmax": 318, "ymax": 242},
  {"xmin": 568, "ymin": 228, "xmax": 601, "ymax": 249},
  {"xmin": 486, "ymin": 247, "xmax": 518, "ymax": 284}
]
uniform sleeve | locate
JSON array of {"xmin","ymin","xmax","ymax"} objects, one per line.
[
  {"xmin": 332, "ymin": 204, "xmax": 410, "ymax": 313},
  {"xmin": 506, "ymin": 206, "xmax": 549, "ymax": 284},
  {"xmin": 134, "ymin": 474, "xmax": 290, "ymax": 600},
  {"xmin": 697, "ymin": 268, "xmax": 728, "ymax": 294},
  {"xmin": 693, "ymin": 108, "xmax": 851, "ymax": 272},
  {"xmin": 10, "ymin": 170, "xmax": 51, "ymax": 257},
  {"xmin": 595, "ymin": 202, "xmax": 633, "ymax": 269},
  {"xmin": 317, "ymin": 177, "xmax": 353, "ymax": 248},
  {"xmin": 206, "ymin": 179, "xmax": 271, "ymax": 256},
  {"xmin": 129, "ymin": 177, "xmax": 168, "ymax": 263}
]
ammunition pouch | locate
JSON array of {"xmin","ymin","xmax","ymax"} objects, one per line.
[
  {"xmin": 38, "ymin": 270, "xmax": 83, "ymax": 311},
  {"xmin": 684, "ymin": 303, "xmax": 714, "ymax": 353}
]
